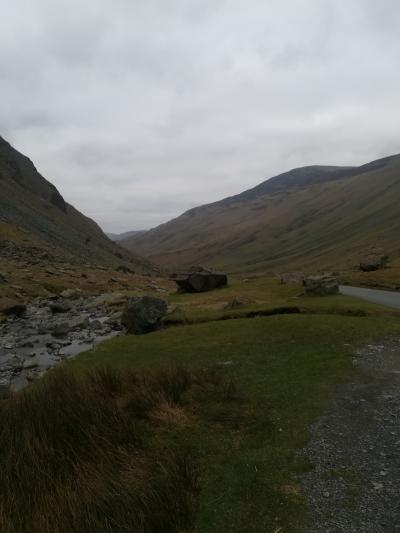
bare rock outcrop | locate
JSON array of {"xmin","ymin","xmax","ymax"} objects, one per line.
[
  {"xmin": 303, "ymin": 275, "xmax": 339, "ymax": 296},
  {"xmin": 173, "ymin": 267, "xmax": 228, "ymax": 293}
]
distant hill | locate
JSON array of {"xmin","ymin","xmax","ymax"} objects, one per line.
[
  {"xmin": 0, "ymin": 136, "xmax": 149, "ymax": 270},
  {"xmin": 123, "ymin": 154, "xmax": 400, "ymax": 273},
  {"xmin": 107, "ymin": 230, "xmax": 147, "ymax": 242}
]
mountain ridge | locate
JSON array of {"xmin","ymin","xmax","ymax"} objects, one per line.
[
  {"xmin": 122, "ymin": 153, "xmax": 400, "ymax": 273},
  {"xmin": 0, "ymin": 136, "xmax": 148, "ymax": 270}
]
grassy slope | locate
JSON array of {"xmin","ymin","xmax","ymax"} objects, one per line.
[
  {"xmin": 0, "ymin": 137, "xmax": 146, "ymax": 268},
  {"xmin": 123, "ymin": 156, "xmax": 400, "ymax": 274},
  {"xmin": 4, "ymin": 279, "xmax": 400, "ymax": 531},
  {"xmin": 64, "ymin": 280, "xmax": 400, "ymax": 532}
]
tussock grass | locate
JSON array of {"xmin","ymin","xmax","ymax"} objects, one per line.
[{"xmin": 0, "ymin": 366, "xmax": 204, "ymax": 533}]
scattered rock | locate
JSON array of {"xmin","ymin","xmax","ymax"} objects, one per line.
[
  {"xmin": 174, "ymin": 267, "xmax": 228, "ymax": 293},
  {"xmin": 50, "ymin": 301, "xmax": 71, "ymax": 314},
  {"xmin": 91, "ymin": 292, "xmax": 127, "ymax": 308},
  {"xmin": 60, "ymin": 288, "xmax": 82, "ymax": 299},
  {"xmin": 0, "ymin": 298, "xmax": 26, "ymax": 316},
  {"xmin": 360, "ymin": 254, "xmax": 388, "ymax": 272},
  {"xmin": 68, "ymin": 316, "xmax": 90, "ymax": 331},
  {"xmin": 90, "ymin": 319, "xmax": 103, "ymax": 331},
  {"xmin": 122, "ymin": 296, "xmax": 168, "ymax": 334},
  {"xmin": 23, "ymin": 358, "xmax": 39, "ymax": 369},
  {"xmin": 52, "ymin": 322, "xmax": 71, "ymax": 338},
  {"xmin": 225, "ymin": 297, "xmax": 246, "ymax": 309},
  {"xmin": 303, "ymin": 275, "xmax": 339, "ymax": 296},
  {"xmin": 279, "ymin": 272, "xmax": 305, "ymax": 284},
  {"xmin": 116, "ymin": 265, "xmax": 134, "ymax": 274}
]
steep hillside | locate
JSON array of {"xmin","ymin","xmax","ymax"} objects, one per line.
[
  {"xmin": 0, "ymin": 136, "xmax": 147, "ymax": 270},
  {"xmin": 107, "ymin": 230, "xmax": 147, "ymax": 242},
  {"xmin": 123, "ymin": 154, "xmax": 400, "ymax": 273}
]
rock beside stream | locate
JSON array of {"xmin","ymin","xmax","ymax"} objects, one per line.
[
  {"xmin": 122, "ymin": 296, "xmax": 168, "ymax": 334},
  {"xmin": 0, "ymin": 294, "xmax": 123, "ymax": 392}
]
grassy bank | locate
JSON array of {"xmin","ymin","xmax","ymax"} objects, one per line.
[
  {"xmin": 3, "ymin": 278, "xmax": 400, "ymax": 532},
  {"xmin": 71, "ymin": 312, "xmax": 400, "ymax": 532},
  {"xmin": 1, "ymin": 365, "xmax": 242, "ymax": 532}
]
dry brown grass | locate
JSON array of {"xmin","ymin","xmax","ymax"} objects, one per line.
[{"xmin": 0, "ymin": 365, "xmax": 201, "ymax": 533}]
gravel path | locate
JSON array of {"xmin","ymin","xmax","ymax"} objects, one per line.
[{"xmin": 300, "ymin": 339, "xmax": 400, "ymax": 532}]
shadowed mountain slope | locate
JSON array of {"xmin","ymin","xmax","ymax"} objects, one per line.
[
  {"xmin": 123, "ymin": 154, "xmax": 400, "ymax": 273},
  {"xmin": 0, "ymin": 136, "xmax": 148, "ymax": 269}
]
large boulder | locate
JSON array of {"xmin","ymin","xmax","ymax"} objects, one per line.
[
  {"xmin": 121, "ymin": 296, "xmax": 168, "ymax": 334},
  {"xmin": 303, "ymin": 275, "xmax": 339, "ymax": 296},
  {"xmin": 360, "ymin": 255, "xmax": 387, "ymax": 272},
  {"xmin": 174, "ymin": 267, "xmax": 228, "ymax": 293}
]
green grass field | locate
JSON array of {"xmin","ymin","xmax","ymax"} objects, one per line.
[
  {"xmin": 3, "ymin": 278, "xmax": 400, "ymax": 532},
  {"xmin": 71, "ymin": 305, "xmax": 400, "ymax": 532}
]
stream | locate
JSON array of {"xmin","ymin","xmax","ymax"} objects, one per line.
[{"xmin": 0, "ymin": 296, "xmax": 122, "ymax": 393}]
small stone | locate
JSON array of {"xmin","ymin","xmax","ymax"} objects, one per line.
[
  {"xmin": 50, "ymin": 301, "xmax": 71, "ymax": 314},
  {"xmin": 323, "ymin": 491, "xmax": 330, "ymax": 498},
  {"xmin": 23, "ymin": 358, "xmax": 39, "ymax": 369}
]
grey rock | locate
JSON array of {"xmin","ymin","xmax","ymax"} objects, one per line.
[
  {"xmin": 23, "ymin": 358, "xmax": 39, "ymax": 369},
  {"xmin": 116, "ymin": 265, "xmax": 134, "ymax": 274},
  {"xmin": 49, "ymin": 301, "xmax": 71, "ymax": 314},
  {"xmin": 225, "ymin": 297, "xmax": 246, "ymax": 309},
  {"xmin": 121, "ymin": 296, "xmax": 168, "ymax": 334},
  {"xmin": 90, "ymin": 319, "xmax": 103, "ymax": 331},
  {"xmin": 52, "ymin": 322, "xmax": 71, "ymax": 338},
  {"xmin": 360, "ymin": 255, "xmax": 388, "ymax": 272},
  {"xmin": 60, "ymin": 289, "xmax": 82, "ymax": 299},
  {"xmin": 69, "ymin": 316, "xmax": 90, "ymax": 331},
  {"xmin": 279, "ymin": 272, "xmax": 305, "ymax": 284},
  {"xmin": 303, "ymin": 275, "xmax": 339, "ymax": 296},
  {"xmin": 174, "ymin": 267, "xmax": 228, "ymax": 293}
]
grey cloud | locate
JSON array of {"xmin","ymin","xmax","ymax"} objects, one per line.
[{"xmin": 1, "ymin": 0, "xmax": 400, "ymax": 232}]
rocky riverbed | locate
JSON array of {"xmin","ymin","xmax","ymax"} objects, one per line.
[{"xmin": 0, "ymin": 295, "xmax": 123, "ymax": 393}]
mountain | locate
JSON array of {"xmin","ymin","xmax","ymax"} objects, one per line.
[
  {"xmin": 107, "ymin": 230, "xmax": 147, "ymax": 242},
  {"xmin": 0, "ymin": 136, "xmax": 147, "ymax": 269},
  {"xmin": 123, "ymin": 154, "xmax": 400, "ymax": 273}
]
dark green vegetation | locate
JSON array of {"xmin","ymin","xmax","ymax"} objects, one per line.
[
  {"xmin": 0, "ymin": 136, "xmax": 147, "ymax": 269},
  {"xmin": 123, "ymin": 154, "xmax": 400, "ymax": 274}
]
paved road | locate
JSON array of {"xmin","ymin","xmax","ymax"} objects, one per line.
[{"xmin": 340, "ymin": 285, "xmax": 400, "ymax": 310}]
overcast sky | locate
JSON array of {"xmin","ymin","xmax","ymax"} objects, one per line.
[{"xmin": 1, "ymin": 0, "xmax": 400, "ymax": 232}]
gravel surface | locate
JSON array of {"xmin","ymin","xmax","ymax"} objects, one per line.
[{"xmin": 300, "ymin": 339, "xmax": 400, "ymax": 532}]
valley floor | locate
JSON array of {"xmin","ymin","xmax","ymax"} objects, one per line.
[{"xmin": 1, "ymin": 277, "xmax": 400, "ymax": 532}]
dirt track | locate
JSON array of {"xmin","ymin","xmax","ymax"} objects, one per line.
[{"xmin": 300, "ymin": 339, "xmax": 400, "ymax": 532}]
